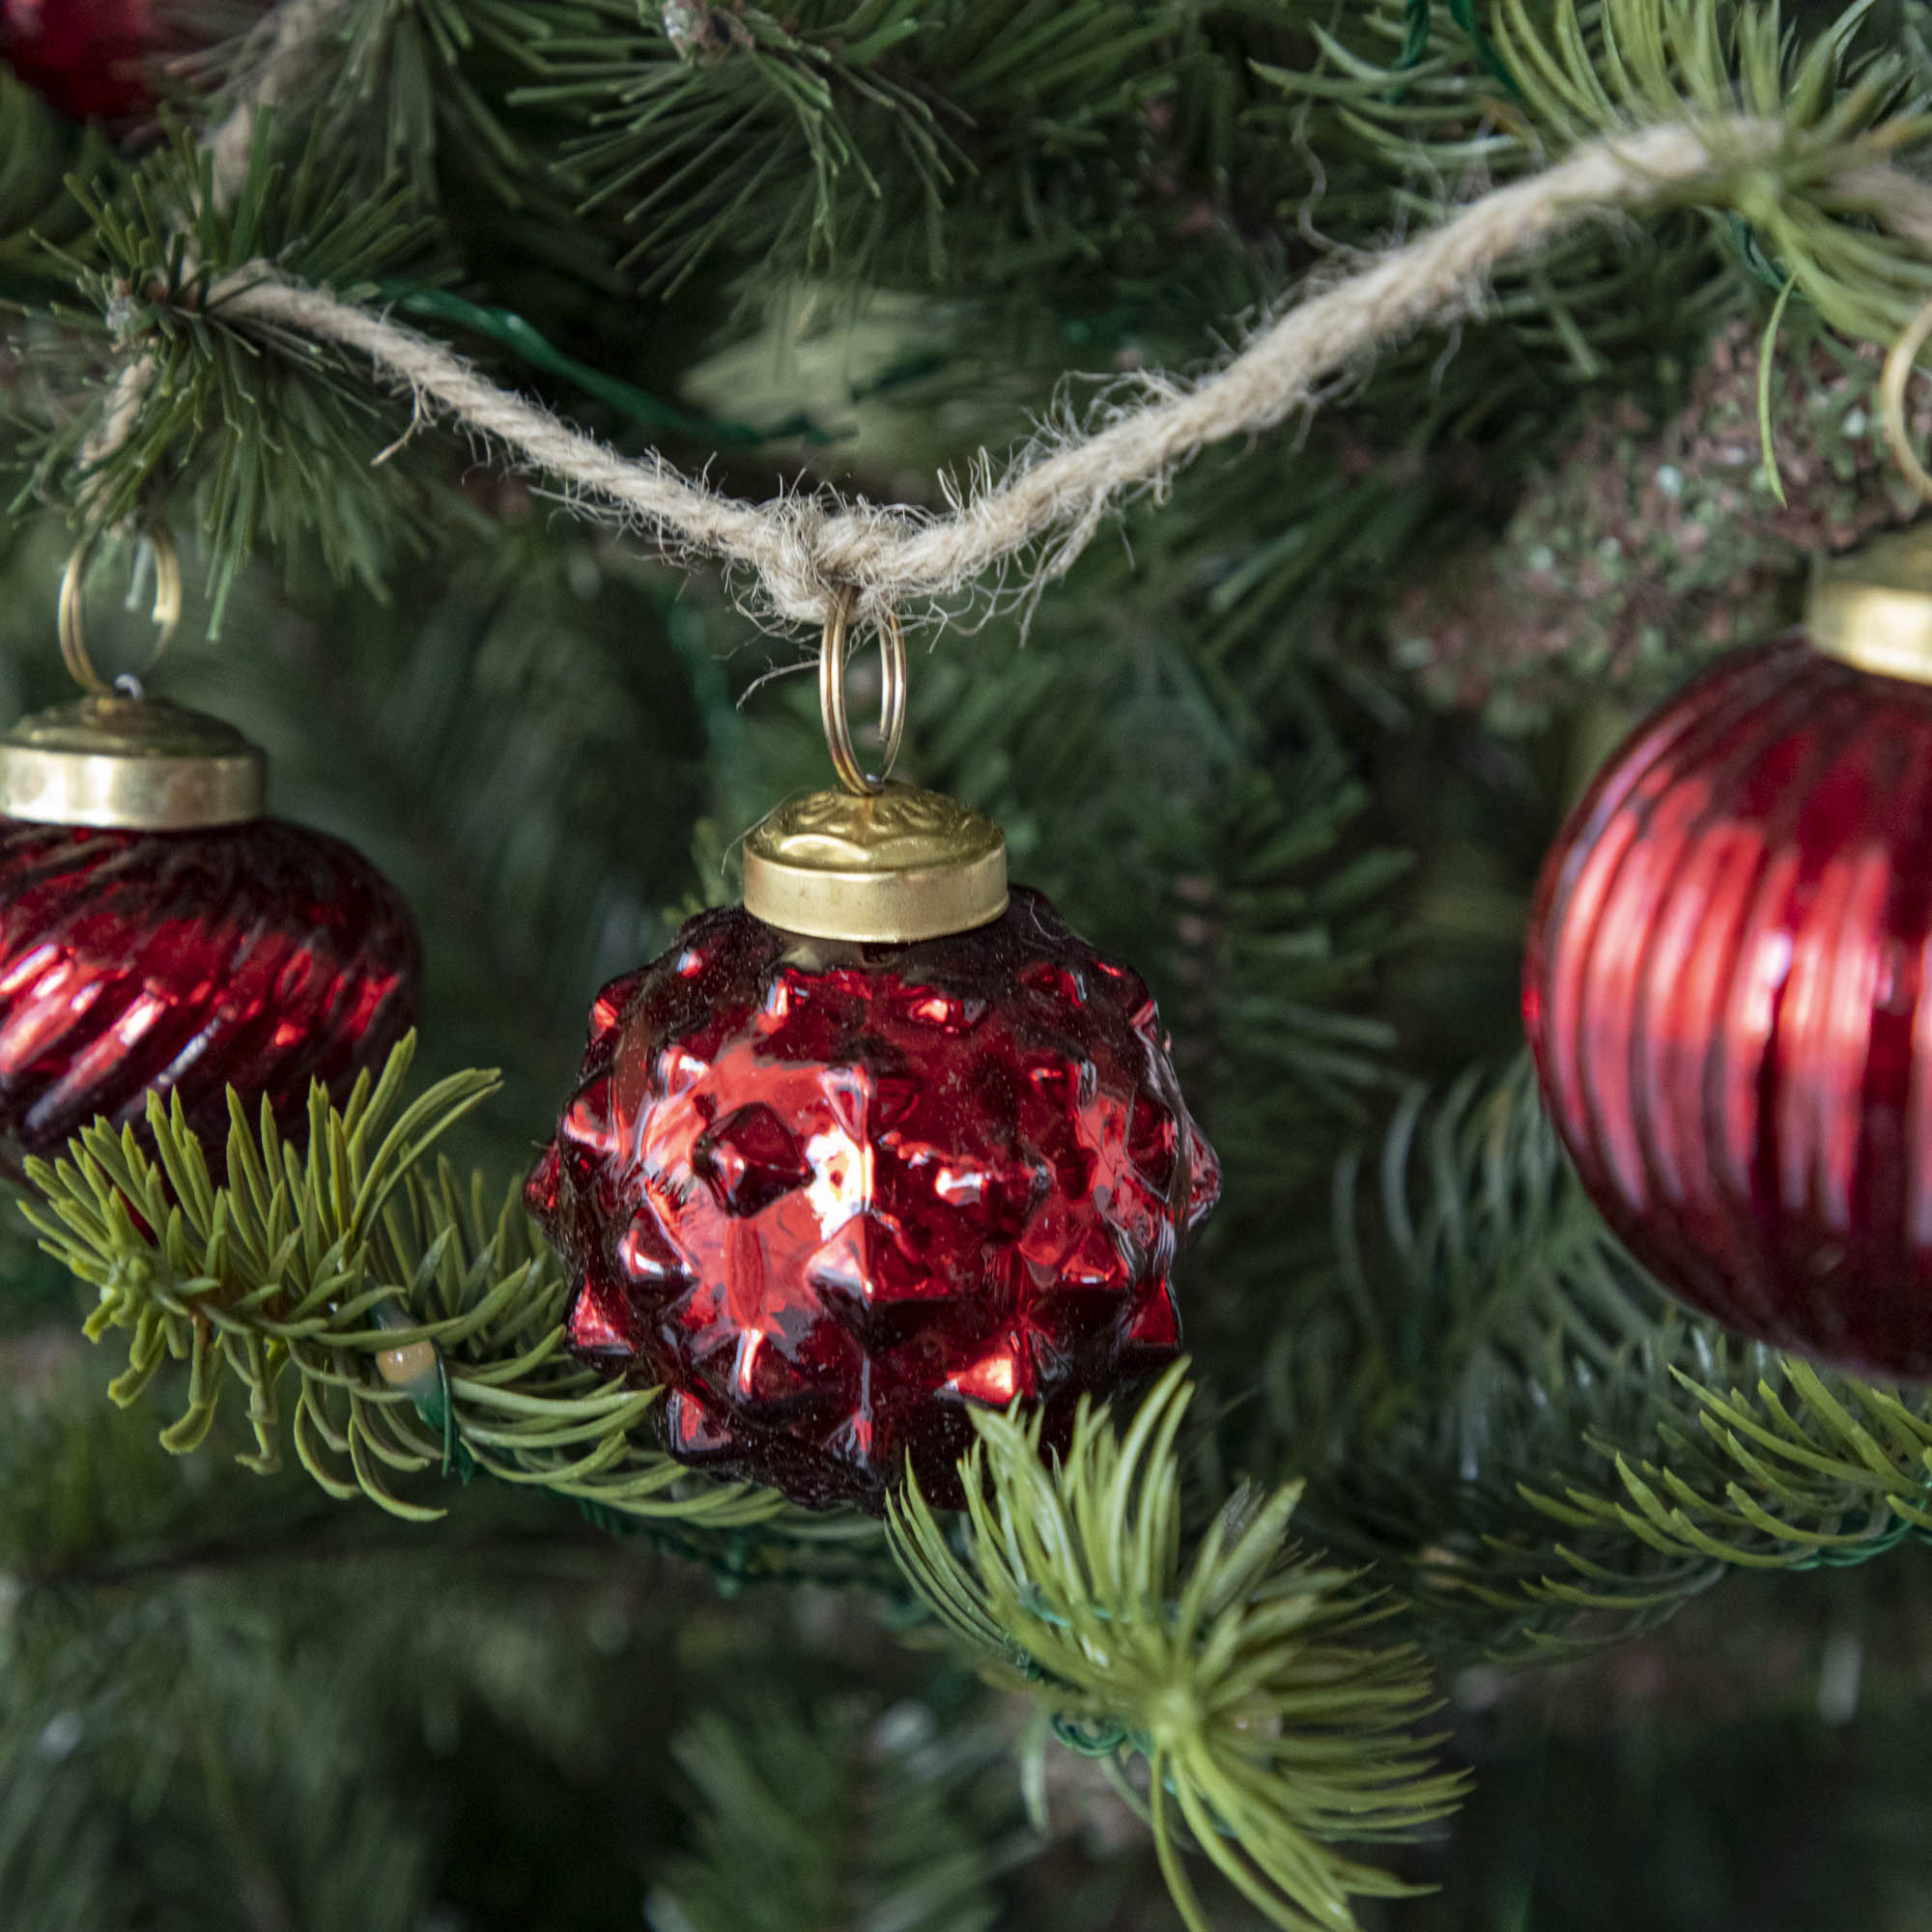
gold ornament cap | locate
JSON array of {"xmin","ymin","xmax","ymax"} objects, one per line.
[
  {"xmin": 743, "ymin": 782, "xmax": 1008, "ymax": 943},
  {"xmin": 1809, "ymin": 523, "xmax": 1932, "ymax": 683},
  {"xmin": 0, "ymin": 694, "xmax": 267, "ymax": 831}
]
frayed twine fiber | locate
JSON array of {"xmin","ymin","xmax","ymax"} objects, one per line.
[
  {"xmin": 208, "ymin": 121, "xmax": 1787, "ymax": 629},
  {"xmin": 99, "ymin": 110, "xmax": 1932, "ymax": 630}
]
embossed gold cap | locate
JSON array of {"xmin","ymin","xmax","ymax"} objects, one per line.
[
  {"xmin": 0, "ymin": 695, "xmax": 267, "ymax": 831},
  {"xmin": 1810, "ymin": 523, "xmax": 1932, "ymax": 683},
  {"xmin": 743, "ymin": 783, "xmax": 1008, "ymax": 943}
]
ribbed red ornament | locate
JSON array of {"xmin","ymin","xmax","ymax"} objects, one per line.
[
  {"xmin": 0, "ymin": 818, "xmax": 421, "ymax": 1180},
  {"xmin": 1523, "ymin": 637, "xmax": 1932, "ymax": 1378},
  {"xmin": 526, "ymin": 888, "xmax": 1219, "ymax": 1512}
]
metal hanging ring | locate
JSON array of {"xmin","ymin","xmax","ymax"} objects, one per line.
[
  {"xmin": 818, "ymin": 588, "xmax": 906, "ymax": 797},
  {"xmin": 1883, "ymin": 292, "xmax": 1932, "ymax": 508},
  {"xmin": 58, "ymin": 526, "xmax": 183, "ymax": 696}
]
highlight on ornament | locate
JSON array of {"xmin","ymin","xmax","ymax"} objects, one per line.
[
  {"xmin": 0, "ymin": 526, "xmax": 421, "ymax": 1179},
  {"xmin": 527, "ymin": 593, "xmax": 1220, "ymax": 1512},
  {"xmin": 1524, "ymin": 522, "xmax": 1932, "ymax": 1382}
]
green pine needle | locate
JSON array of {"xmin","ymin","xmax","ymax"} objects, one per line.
[
  {"xmin": 1291, "ymin": 1063, "xmax": 1739, "ymax": 1663},
  {"xmin": 1259, "ymin": 0, "xmax": 1932, "ymax": 363},
  {"xmin": 1310, "ymin": 1061, "xmax": 1932, "ymax": 1644},
  {"xmin": 887, "ymin": 1366, "xmax": 1465, "ymax": 1932},
  {"xmin": 1521, "ymin": 1355, "xmax": 1932, "ymax": 1581},
  {"xmin": 19, "ymin": 1036, "xmax": 781, "ymax": 1530},
  {"xmin": 650, "ymin": 1698, "xmax": 1021, "ymax": 1932},
  {"xmin": 27, "ymin": 111, "xmax": 447, "ymax": 622}
]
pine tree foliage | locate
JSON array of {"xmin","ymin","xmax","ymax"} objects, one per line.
[
  {"xmin": 20, "ymin": 0, "xmax": 1932, "ymax": 628},
  {"xmin": 0, "ymin": 1346, "xmax": 836, "ymax": 1932},
  {"xmin": 648, "ymin": 1699, "xmax": 1026, "ymax": 1932},
  {"xmin": 34, "ymin": 115, "xmax": 448, "ymax": 613},
  {"xmin": 20, "ymin": 1038, "xmax": 781, "ymax": 1525},
  {"xmin": 239, "ymin": 0, "xmax": 554, "ymax": 204},
  {"xmin": 1296, "ymin": 1062, "xmax": 1932, "ymax": 1659},
  {"xmin": 9, "ymin": 0, "xmax": 1932, "ymax": 1921},
  {"xmin": 1261, "ymin": 0, "xmax": 1932, "ymax": 350},
  {"xmin": 1525, "ymin": 1352, "xmax": 1932, "ymax": 1573},
  {"xmin": 523, "ymin": 0, "xmax": 1277, "ymax": 298},
  {"xmin": 0, "ymin": 76, "xmax": 107, "ymax": 298},
  {"xmin": 1290, "ymin": 1063, "xmax": 1737, "ymax": 1662},
  {"xmin": 889, "ymin": 1368, "xmax": 1465, "ymax": 1932}
]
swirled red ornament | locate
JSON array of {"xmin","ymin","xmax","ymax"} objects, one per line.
[
  {"xmin": 526, "ymin": 888, "xmax": 1220, "ymax": 1512},
  {"xmin": 1523, "ymin": 638, "xmax": 1932, "ymax": 1378},
  {"xmin": 0, "ymin": 818, "xmax": 422, "ymax": 1180}
]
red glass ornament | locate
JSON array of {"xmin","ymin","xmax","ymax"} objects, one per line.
[
  {"xmin": 3, "ymin": 0, "xmax": 156, "ymax": 121},
  {"xmin": 1523, "ymin": 637, "xmax": 1932, "ymax": 1378},
  {"xmin": 0, "ymin": 817, "xmax": 422, "ymax": 1180},
  {"xmin": 526, "ymin": 888, "xmax": 1219, "ymax": 1512}
]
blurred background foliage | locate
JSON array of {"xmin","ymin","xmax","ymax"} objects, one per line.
[{"xmin": 2, "ymin": 0, "xmax": 1932, "ymax": 1923}]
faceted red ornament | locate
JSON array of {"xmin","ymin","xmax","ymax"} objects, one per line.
[
  {"xmin": 2, "ymin": 0, "xmax": 156, "ymax": 121},
  {"xmin": 0, "ymin": 817, "xmax": 422, "ymax": 1181},
  {"xmin": 526, "ymin": 888, "xmax": 1219, "ymax": 1512},
  {"xmin": 1523, "ymin": 637, "xmax": 1932, "ymax": 1379}
]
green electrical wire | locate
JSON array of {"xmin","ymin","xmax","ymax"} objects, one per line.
[
  {"xmin": 380, "ymin": 284, "xmax": 838, "ymax": 447},
  {"xmin": 1399, "ymin": 0, "xmax": 1520, "ymax": 91}
]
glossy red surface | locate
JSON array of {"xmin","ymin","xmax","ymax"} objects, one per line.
[
  {"xmin": 526, "ymin": 887, "xmax": 1219, "ymax": 1512},
  {"xmin": 0, "ymin": 817, "xmax": 422, "ymax": 1180},
  {"xmin": 1524, "ymin": 637, "xmax": 1932, "ymax": 1378},
  {"xmin": 2, "ymin": 0, "xmax": 156, "ymax": 120}
]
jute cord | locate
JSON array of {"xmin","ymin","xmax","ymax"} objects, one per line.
[
  {"xmin": 70, "ymin": 14, "xmax": 1932, "ymax": 629},
  {"xmin": 205, "ymin": 121, "xmax": 1797, "ymax": 629}
]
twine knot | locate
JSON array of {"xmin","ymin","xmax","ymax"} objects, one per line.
[{"xmin": 92, "ymin": 113, "xmax": 1932, "ymax": 647}]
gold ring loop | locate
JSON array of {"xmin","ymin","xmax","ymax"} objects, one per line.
[
  {"xmin": 818, "ymin": 589, "xmax": 905, "ymax": 797},
  {"xmin": 1883, "ymin": 294, "xmax": 1932, "ymax": 507},
  {"xmin": 58, "ymin": 526, "xmax": 183, "ymax": 696}
]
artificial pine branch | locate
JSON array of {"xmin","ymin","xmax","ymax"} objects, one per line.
[
  {"xmin": 1522, "ymin": 1354, "xmax": 1932, "ymax": 1574},
  {"xmin": 27, "ymin": 114, "xmax": 448, "ymax": 613},
  {"xmin": 1300, "ymin": 1061, "xmax": 1932, "ymax": 1656},
  {"xmin": 0, "ymin": 1353, "xmax": 764, "ymax": 1932},
  {"xmin": 649, "ymin": 1698, "xmax": 1027, "ymax": 1932},
  {"xmin": 1259, "ymin": 0, "xmax": 1932, "ymax": 355},
  {"xmin": 1290, "ymin": 1063, "xmax": 1732, "ymax": 1662},
  {"xmin": 303, "ymin": 0, "xmax": 554, "ymax": 202},
  {"xmin": 523, "ymin": 0, "xmax": 1248, "ymax": 297},
  {"xmin": 19, "ymin": 1037, "xmax": 780, "ymax": 1528},
  {"xmin": 0, "ymin": 75, "xmax": 113, "ymax": 296},
  {"xmin": 887, "ymin": 1365, "xmax": 1464, "ymax": 1932},
  {"xmin": 528, "ymin": 0, "xmax": 964, "ymax": 294}
]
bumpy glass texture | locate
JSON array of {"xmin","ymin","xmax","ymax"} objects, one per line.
[
  {"xmin": 1524, "ymin": 638, "xmax": 1932, "ymax": 1378},
  {"xmin": 0, "ymin": 817, "xmax": 422, "ymax": 1180},
  {"xmin": 526, "ymin": 888, "xmax": 1220, "ymax": 1512}
]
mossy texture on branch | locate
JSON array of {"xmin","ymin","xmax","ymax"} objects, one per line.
[{"xmin": 1387, "ymin": 319, "xmax": 1925, "ymax": 723}]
